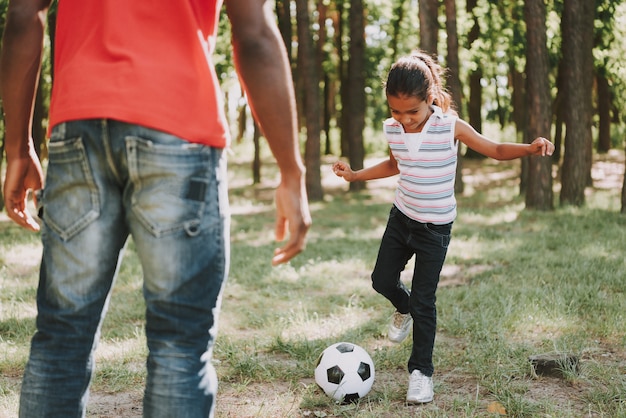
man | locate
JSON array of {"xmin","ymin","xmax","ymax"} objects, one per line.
[{"xmin": 0, "ymin": 0, "xmax": 311, "ymax": 416}]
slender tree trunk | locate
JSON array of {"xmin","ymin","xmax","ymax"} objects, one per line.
[
  {"xmin": 511, "ymin": 69, "xmax": 527, "ymax": 139},
  {"xmin": 0, "ymin": 104, "xmax": 4, "ymax": 212},
  {"xmin": 236, "ymin": 88, "xmax": 247, "ymax": 143},
  {"xmin": 444, "ymin": 0, "xmax": 464, "ymax": 194},
  {"xmin": 560, "ymin": 0, "xmax": 594, "ymax": 206},
  {"xmin": 596, "ymin": 72, "xmax": 611, "ymax": 153},
  {"xmin": 524, "ymin": 0, "xmax": 553, "ymax": 210},
  {"xmin": 252, "ymin": 122, "xmax": 261, "ymax": 184},
  {"xmin": 622, "ymin": 146, "xmax": 626, "ymax": 214},
  {"xmin": 295, "ymin": 0, "xmax": 323, "ymax": 200},
  {"xmin": 336, "ymin": 0, "xmax": 348, "ymax": 158},
  {"xmin": 276, "ymin": 0, "xmax": 293, "ymax": 61},
  {"xmin": 346, "ymin": 0, "xmax": 366, "ymax": 191},
  {"xmin": 512, "ymin": 68, "xmax": 529, "ymax": 192},
  {"xmin": 465, "ymin": 0, "xmax": 485, "ymax": 159},
  {"xmin": 391, "ymin": 1, "xmax": 405, "ymax": 62},
  {"xmin": 317, "ymin": 0, "xmax": 330, "ymax": 155},
  {"xmin": 418, "ymin": 0, "xmax": 439, "ymax": 54},
  {"xmin": 323, "ymin": 74, "xmax": 332, "ymax": 155},
  {"xmin": 552, "ymin": 61, "xmax": 566, "ymax": 162},
  {"xmin": 277, "ymin": 0, "xmax": 301, "ymax": 132}
]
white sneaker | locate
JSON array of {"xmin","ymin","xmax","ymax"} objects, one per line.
[
  {"xmin": 406, "ymin": 369, "xmax": 434, "ymax": 404},
  {"xmin": 388, "ymin": 311, "xmax": 412, "ymax": 343}
]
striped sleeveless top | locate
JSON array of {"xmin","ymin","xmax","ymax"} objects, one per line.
[{"xmin": 384, "ymin": 105, "xmax": 458, "ymax": 224}]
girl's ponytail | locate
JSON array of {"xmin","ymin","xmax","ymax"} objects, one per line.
[{"xmin": 413, "ymin": 52, "xmax": 452, "ymax": 113}]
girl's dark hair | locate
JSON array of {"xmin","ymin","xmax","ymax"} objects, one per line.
[{"xmin": 384, "ymin": 50, "xmax": 453, "ymax": 113}]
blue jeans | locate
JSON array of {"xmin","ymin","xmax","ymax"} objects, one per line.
[
  {"xmin": 371, "ymin": 205, "xmax": 451, "ymax": 377},
  {"xmin": 19, "ymin": 120, "xmax": 230, "ymax": 418}
]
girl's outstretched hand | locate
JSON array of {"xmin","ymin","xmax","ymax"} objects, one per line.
[
  {"xmin": 530, "ymin": 137, "xmax": 555, "ymax": 157},
  {"xmin": 332, "ymin": 161, "xmax": 356, "ymax": 182}
]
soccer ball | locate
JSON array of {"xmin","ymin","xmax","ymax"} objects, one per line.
[{"xmin": 314, "ymin": 342, "xmax": 375, "ymax": 403}]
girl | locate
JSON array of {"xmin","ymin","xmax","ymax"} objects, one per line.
[{"xmin": 333, "ymin": 51, "xmax": 554, "ymax": 404}]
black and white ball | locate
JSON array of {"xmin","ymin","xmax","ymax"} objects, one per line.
[{"xmin": 314, "ymin": 342, "xmax": 375, "ymax": 403}]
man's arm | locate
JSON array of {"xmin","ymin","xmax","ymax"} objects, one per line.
[
  {"xmin": 224, "ymin": 0, "xmax": 311, "ymax": 265},
  {"xmin": 0, "ymin": 0, "xmax": 51, "ymax": 231}
]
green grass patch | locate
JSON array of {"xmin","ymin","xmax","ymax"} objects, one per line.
[{"xmin": 1, "ymin": 152, "xmax": 625, "ymax": 417}]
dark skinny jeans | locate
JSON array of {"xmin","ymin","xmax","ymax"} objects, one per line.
[{"xmin": 371, "ymin": 205, "xmax": 451, "ymax": 377}]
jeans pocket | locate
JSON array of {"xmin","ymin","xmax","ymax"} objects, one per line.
[
  {"xmin": 424, "ymin": 222, "xmax": 452, "ymax": 248},
  {"xmin": 42, "ymin": 136, "xmax": 100, "ymax": 241},
  {"xmin": 126, "ymin": 135, "xmax": 218, "ymax": 237}
]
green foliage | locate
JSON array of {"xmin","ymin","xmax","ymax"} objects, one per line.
[{"xmin": 2, "ymin": 0, "xmax": 626, "ymax": 164}]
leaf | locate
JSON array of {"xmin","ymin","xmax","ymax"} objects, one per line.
[{"xmin": 487, "ymin": 401, "xmax": 507, "ymax": 415}]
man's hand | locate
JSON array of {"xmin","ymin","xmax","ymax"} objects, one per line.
[
  {"xmin": 271, "ymin": 177, "xmax": 311, "ymax": 266},
  {"xmin": 4, "ymin": 148, "xmax": 44, "ymax": 231}
]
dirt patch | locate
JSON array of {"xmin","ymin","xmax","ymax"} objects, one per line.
[
  {"xmin": 7, "ymin": 154, "xmax": 625, "ymax": 417},
  {"xmin": 87, "ymin": 392, "xmax": 143, "ymax": 418}
]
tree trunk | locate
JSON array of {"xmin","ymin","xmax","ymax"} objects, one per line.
[
  {"xmin": 0, "ymin": 104, "xmax": 4, "ymax": 212},
  {"xmin": 418, "ymin": 0, "xmax": 439, "ymax": 54},
  {"xmin": 276, "ymin": 0, "xmax": 295, "ymax": 124},
  {"xmin": 511, "ymin": 68, "xmax": 527, "ymax": 139},
  {"xmin": 391, "ymin": 1, "xmax": 405, "ymax": 62},
  {"xmin": 622, "ymin": 146, "xmax": 626, "ymax": 214},
  {"xmin": 323, "ymin": 73, "xmax": 332, "ymax": 155},
  {"xmin": 444, "ymin": 0, "xmax": 464, "ymax": 194},
  {"xmin": 276, "ymin": 0, "xmax": 293, "ymax": 61},
  {"xmin": 252, "ymin": 122, "xmax": 261, "ymax": 184},
  {"xmin": 317, "ymin": 1, "xmax": 330, "ymax": 156},
  {"xmin": 524, "ymin": 0, "xmax": 553, "ymax": 211},
  {"xmin": 336, "ymin": 0, "xmax": 348, "ymax": 158},
  {"xmin": 236, "ymin": 88, "xmax": 247, "ymax": 143},
  {"xmin": 346, "ymin": 0, "xmax": 366, "ymax": 192},
  {"xmin": 465, "ymin": 0, "xmax": 485, "ymax": 159},
  {"xmin": 512, "ymin": 68, "xmax": 529, "ymax": 193},
  {"xmin": 552, "ymin": 60, "xmax": 566, "ymax": 162},
  {"xmin": 596, "ymin": 72, "xmax": 611, "ymax": 153},
  {"xmin": 560, "ymin": 0, "xmax": 594, "ymax": 207},
  {"xmin": 295, "ymin": 0, "xmax": 323, "ymax": 201}
]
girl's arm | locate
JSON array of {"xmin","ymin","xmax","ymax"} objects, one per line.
[
  {"xmin": 333, "ymin": 149, "xmax": 400, "ymax": 182},
  {"xmin": 455, "ymin": 119, "xmax": 554, "ymax": 160}
]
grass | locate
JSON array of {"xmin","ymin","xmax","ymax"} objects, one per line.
[{"xmin": 1, "ymin": 146, "xmax": 625, "ymax": 417}]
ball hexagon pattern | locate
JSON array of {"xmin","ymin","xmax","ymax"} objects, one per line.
[{"xmin": 314, "ymin": 342, "xmax": 375, "ymax": 403}]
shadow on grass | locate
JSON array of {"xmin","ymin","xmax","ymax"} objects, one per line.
[{"xmin": 1, "ymin": 155, "xmax": 624, "ymax": 417}]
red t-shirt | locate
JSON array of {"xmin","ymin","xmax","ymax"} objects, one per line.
[{"xmin": 49, "ymin": 0, "xmax": 229, "ymax": 147}]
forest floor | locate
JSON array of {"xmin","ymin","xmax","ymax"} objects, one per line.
[{"xmin": 5, "ymin": 149, "xmax": 625, "ymax": 418}]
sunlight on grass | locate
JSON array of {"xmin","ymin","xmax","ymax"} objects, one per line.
[
  {"xmin": 0, "ymin": 342, "xmax": 29, "ymax": 367},
  {"xmin": 1, "ymin": 147, "xmax": 625, "ymax": 417},
  {"xmin": 302, "ymin": 259, "xmax": 371, "ymax": 283},
  {"xmin": 1, "ymin": 242, "xmax": 41, "ymax": 269},
  {"xmin": 306, "ymin": 221, "xmax": 387, "ymax": 242},
  {"xmin": 0, "ymin": 293, "xmax": 37, "ymax": 321},
  {"xmin": 230, "ymin": 200, "xmax": 272, "ymax": 216},
  {"xmin": 217, "ymin": 381, "xmax": 306, "ymax": 418},
  {"xmin": 278, "ymin": 300, "xmax": 375, "ymax": 342},
  {"xmin": 458, "ymin": 204, "xmax": 523, "ymax": 226},
  {"xmin": 447, "ymin": 235, "xmax": 485, "ymax": 261},
  {"xmin": 511, "ymin": 307, "xmax": 579, "ymax": 344},
  {"xmin": 0, "ymin": 390, "xmax": 19, "ymax": 418},
  {"xmin": 582, "ymin": 240, "xmax": 621, "ymax": 260},
  {"xmin": 95, "ymin": 336, "xmax": 147, "ymax": 365}
]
